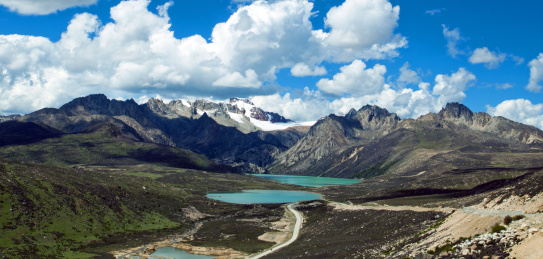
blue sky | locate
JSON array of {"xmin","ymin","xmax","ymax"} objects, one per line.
[{"xmin": 1, "ymin": 0, "xmax": 543, "ymax": 128}]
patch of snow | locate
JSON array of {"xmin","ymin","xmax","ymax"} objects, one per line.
[
  {"xmin": 181, "ymin": 99, "xmax": 191, "ymax": 107},
  {"xmin": 232, "ymin": 100, "xmax": 255, "ymax": 117},
  {"xmin": 228, "ymin": 112, "xmax": 245, "ymax": 124},
  {"xmin": 196, "ymin": 109, "xmax": 205, "ymax": 115},
  {"xmin": 250, "ymin": 119, "xmax": 315, "ymax": 131}
]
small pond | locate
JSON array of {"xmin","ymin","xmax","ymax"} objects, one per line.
[
  {"xmin": 150, "ymin": 247, "xmax": 215, "ymax": 259},
  {"xmin": 206, "ymin": 190, "xmax": 322, "ymax": 204},
  {"xmin": 252, "ymin": 174, "xmax": 362, "ymax": 187}
]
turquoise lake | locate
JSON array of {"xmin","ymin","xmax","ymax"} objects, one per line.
[
  {"xmin": 206, "ymin": 190, "xmax": 322, "ymax": 204},
  {"xmin": 251, "ymin": 174, "xmax": 362, "ymax": 187},
  {"xmin": 150, "ymin": 247, "xmax": 215, "ymax": 258}
]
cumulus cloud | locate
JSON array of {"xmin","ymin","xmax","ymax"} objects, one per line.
[
  {"xmin": 253, "ymin": 67, "xmax": 476, "ymax": 122},
  {"xmin": 316, "ymin": 60, "xmax": 387, "ymax": 97},
  {"xmin": 325, "ymin": 0, "xmax": 399, "ymax": 49},
  {"xmin": 251, "ymin": 87, "xmax": 335, "ymax": 122},
  {"xmin": 212, "ymin": 69, "xmax": 261, "ymax": 88},
  {"xmin": 321, "ymin": 0, "xmax": 406, "ymax": 62},
  {"xmin": 0, "ymin": 0, "xmax": 407, "ymax": 114},
  {"xmin": 396, "ymin": 62, "xmax": 420, "ymax": 86},
  {"xmin": 487, "ymin": 99, "xmax": 543, "ymax": 129},
  {"xmin": 0, "ymin": 0, "xmax": 98, "ymax": 15},
  {"xmin": 468, "ymin": 47, "xmax": 506, "ymax": 69},
  {"xmin": 432, "ymin": 67, "xmax": 476, "ymax": 104},
  {"xmin": 291, "ymin": 63, "xmax": 327, "ymax": 77},
  {"xmin": 442, "ymin": 25, "xmax": 465, "ymax": 58},
  {"xmin": 527, "ymin": 53, "xmax": 543, "ymax": 92}
]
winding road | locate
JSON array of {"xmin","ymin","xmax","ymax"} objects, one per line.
[{"xmin": 249, "ymin": 203, "xmax": 303, "ymax": 259}]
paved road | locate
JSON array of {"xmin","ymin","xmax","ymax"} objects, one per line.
[{"xmin": 249, "ymin": 203, "xmax": 303, "ymax": 259}]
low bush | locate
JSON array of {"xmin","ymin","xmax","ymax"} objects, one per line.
[{"xmin": 491, "ymin": 223, "xmax": 506, "ymax": 233}]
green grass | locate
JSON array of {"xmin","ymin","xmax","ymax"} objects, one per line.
[
  {"xmin": 353, "ymin": 160, "xmax": 397, "ymax": 179},
  {"xmin": 491, "ymin": 223, "xmax": 507, "ymax": 233},
  {"xmin": 122, "ymin": 171, "xmax": 173, "ymax": 179},
  {"xmin": 0, "ymin": 129, "xmax": 229, "ymax": 173},
  {"xmin": 0, "ymin": 160, "xmax": 192, "ymax": 257}
]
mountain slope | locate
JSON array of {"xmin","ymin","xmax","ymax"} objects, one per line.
[
  {"xmin": 0, "ymin": 121, "xmax": 233, "ymax": 173},
  {"xmin": 0, "ymin": 120, "xmax": 64, "ymax": 146},
  {"xmin": 269, "ymin": 103, "xmax": 543, "ymax": 178},
  {"xmin": 15, "ymin": 94, "xmax": 305, "ymax": 172},
  {"xmin": 269, "ymin": 105, "xmax": 400, "ymax": 175}
]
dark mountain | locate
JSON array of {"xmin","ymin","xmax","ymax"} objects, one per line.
[
  {"xmin": 0, "ymin": 120, "xmax": 64, "ymax": 146},
  {"xmin": 269, "ymin": 103, "xmax": 543, "ymax": 179},
  {"xmin": 16, "ymin": 94, "xmax": 304, "ymax": 172}
]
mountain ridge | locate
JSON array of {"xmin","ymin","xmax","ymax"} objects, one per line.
[{"xmin": 4, "ymin": 94, "xmax": 543, "ymax": 176}]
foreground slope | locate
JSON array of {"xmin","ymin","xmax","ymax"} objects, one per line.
[{"xmin": 0, "ymin": 121, "xmax": 232, "ymax": 173}]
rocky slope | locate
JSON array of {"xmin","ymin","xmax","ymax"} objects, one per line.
[{"xmin": 269, "ymin": 102, "xmax": 543, "ymax": 178}]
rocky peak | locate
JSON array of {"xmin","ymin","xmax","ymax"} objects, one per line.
[
  {"xmin": 344, "ymin": 105, "xmax": 400, "ymax": 131},
  {"xmin": 229, "ymin": 97, "xmax": 254, "ymax": 106},
  {"xmin": 60, "ymin": 94, "xmax": 111, "ymax": 115},
  {"xmin": 439, "ymin": 102, "xmax": 474, "ymax": 121},
  {"xmin": 145, "ymin": 98, "xmax": 172, "ymax": 116},
  {"xmin": 58, "ymin": 94, "xmax": 142, "ymax": 118}
]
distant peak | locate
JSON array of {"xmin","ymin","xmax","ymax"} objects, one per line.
[
  {"xmin": 229, "ymin": 97, "xmax": 254, "ymax": 106},
  {"xmin": 359, "ymin": 104, "xmax": 391, "ymax": 114},
  {"xmin": 439, "ymin": 102, "xmax": 473, "ymax": 119}
]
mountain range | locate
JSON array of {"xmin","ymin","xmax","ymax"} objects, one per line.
[{"xmin": 2, "ymin": 94, "xmax": 543, "ymax": 178}]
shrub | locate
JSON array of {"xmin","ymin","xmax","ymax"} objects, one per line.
[
  {"xmin": 504, "ymin": 215, "xmax": 512, "ymax": 225},
  {"xmin": 491, "ymin": 223, "xmax": 506, "ymax": 233},
  {"xmin": 512, "ymin": 215, "xmax": 525, "ymax": 221}
]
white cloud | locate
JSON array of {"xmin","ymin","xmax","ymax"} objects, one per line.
[
  {"xmin": 0, "ymin": 0, "xmax": 98, "ymax": 15},
  {"xmin": 397, "ymin": 62, "xmax": 420, "ymax": 86},
  {"xmin": 468, "ymin": 47, "xmax": 506, "ymax": 69},
  {"xmin": 316, "ymin": 60, "xmax": 387, "ymax": 97},
  {"xmin": 487, "ymin": 99, "xmax": 543, "ymax": 129},
  {"xmin": 432, "ymin": 67, "xmax": 476, "ymax": 104},
  {"xmin": 442, "ymin": 25, "xmax": 465, "ymax": 58},
  {"xmin": 253, "ymin": 67, "xmax": 476, "ymax": 122},
  {"xmin": 510, "ymin": 54, "xmax": 525, "ymax": 65},
  {"xmin": 251, "ymin": 88, "xmax": 335, "ymax": 122},
  {"xmin": 212, "ymin": 69, "xmax": 261, "ymax": 88},
  {"xmin": 0, "ymin": 0, "xmax": 407, "ymax": 115},
  {"xmin": 322, "ymin": 0, "xmax": 406, "ymax": 62},
  {"xmin": 496, "ymin": 83, "xmax": 513, "ymax": 90},
  {"xmin": 325, "ymin": 0, "xmax": 400, "ymax": 49},
  {"xmin": 527, "ymin": 53, "xmax": 543, "ymax": 92},
  {"xmin": 291, "ymin": 63, "xmax": 327, "ymax": 77}
]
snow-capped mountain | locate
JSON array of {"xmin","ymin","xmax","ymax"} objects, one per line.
[{"xmin": 146, "ymin": 97, "xmax": 315, "ymax": 133}]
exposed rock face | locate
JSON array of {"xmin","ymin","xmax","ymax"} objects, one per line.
[
  {"xmin": 269, "ymin": 106, "xmax": 400, "ymax": 175},
  {"xmin": 270, "ymin": 102, "xmax": 543, "ymax": 178},
  {"xmin": 435, "ymin": 102, "xmax": 543, "ymax": 144}
]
